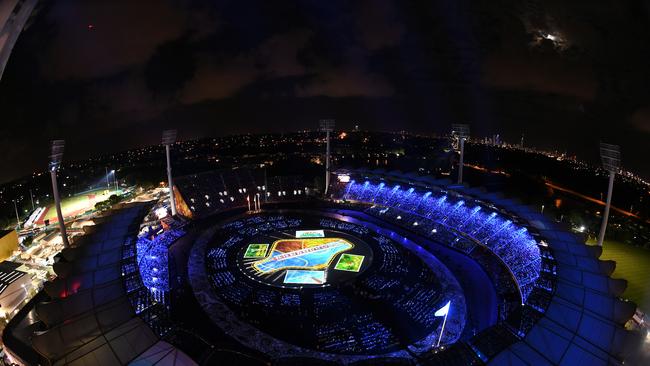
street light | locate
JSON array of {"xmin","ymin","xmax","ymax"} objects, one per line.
[
  {"xmin": 451, "ymin": 124, "xmax": 470, "ymax": 184},
  {"xmin": 597, "ymin": 143, "xmax": 620, "ymax": 247},
  {"xmin": 320, "ymin": 119, "xmax": 335, "ymax": 196},
  {"xmin": 49, "ymin": 140, "xmax": 70, "ymax": 248},
  {"xmin": 162, "ymin": 130, "xmax": 177, "ymax": 216},
  {"xmin": 111, "ymin": 170, "xmax": 118, "ymax": 193}
]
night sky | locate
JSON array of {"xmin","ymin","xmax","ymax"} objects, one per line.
[{"xmin": 0, "ymin": 0, "xmax": 649, "ymax": 182}]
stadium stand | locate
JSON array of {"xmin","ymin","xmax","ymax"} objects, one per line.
[
  {"xmin": 330, "ymin": 168, "xmax": 637, "ymax": 365},
  {"xmin": 173, "ymin": 168, "xmax": 307, "ymax": 218}
]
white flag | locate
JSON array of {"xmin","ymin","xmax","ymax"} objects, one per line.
[{"xmin": 435, "ymin": 301, "xmax": 451, "ymax": 317}]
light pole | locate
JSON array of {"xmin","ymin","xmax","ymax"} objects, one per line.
[
  {"xmin": 12, "ymin": 200, "xmax": 20, "ymax": 227},
  {"xmin": 111, "ymin": 170, "xmax": 118, "ymax": 193},
  {"xmin": 597, "ymin": 143, "xmax": 620, "ymax": 247},
  {"xmin": 162, "ymin": 130, "xmax": 177, "ymax": 216},
  {"xmin": 29, "ymin": 189, "xmax": 34, "ymax": 210},
  {"xmin": 49, "ymin": 140, "xmax": 70, "ymax": 248},
  {"xmin": 105, "ymin": 167, "xmax": 110, "ymax": 190},
  {"xmin": 320, "ymin": 119, "xmax": 335, "ymax": 196},
  {"xmin": 452, "ymin": 124, "xmax": 470, "ymax": 184}
]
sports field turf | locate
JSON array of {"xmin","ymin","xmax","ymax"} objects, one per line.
[
  {"xmin": 36, "ymin": 188, "xmax": 118, "ymax": 225},
  {"xmin": 587, "ymin": 239, "xmax": 650, "ymax": 312}
]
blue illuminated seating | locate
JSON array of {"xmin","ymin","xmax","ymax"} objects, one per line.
[{"xmin": 340, "ymin": 180, "xmax": 542, "ymax": 303}]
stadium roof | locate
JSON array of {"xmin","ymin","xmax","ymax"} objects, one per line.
[
  {"xmin": 4, "ymin": 203, "xmax": 196, "ymax": 366},
  {"xmin": 0, "ymin": 261, "xmax": 26, "ymax": 294}
]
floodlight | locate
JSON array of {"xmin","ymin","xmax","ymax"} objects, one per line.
[
  {"xmin": 319, "ymin": 120, "xmax": 335, "ymax": 196},
  {"xmin": 162, "ymin": 130, "xmax": 177, "ymax": 145},
  {"xmin": 451, "ymin": 124, "xmax": 470, "ymax": 138},
  {"xmin": 596, "ymin": 142, "xmax": 621, "ymax": 247},
  {"xmin": 49, "ymin": 140, "xmax": 65, "ymax": 171},
  {"xmin": 162, "ymin": 130, "xmax": 178, "ymax": 215},
  {"xmin": 319, "ymin": 119, "xmax": 335, "ymax": 132},
  {"xmin": 599, "ymin": 143, "xmax": 620, "ymax": 172},
  {"xmin": 48, "ymin": 139, "xmax": 70, "ymax": 248},
  {"xmin": 451, "ymin": 125, "xmax": 469, "ymax": 184}
]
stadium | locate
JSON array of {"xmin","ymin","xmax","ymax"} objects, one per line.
[{"xmin": 2, "ymin": 166, "xmax": 637, "ymax": 366}]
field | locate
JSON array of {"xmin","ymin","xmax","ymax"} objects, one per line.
[
  {"xmin": 252, "ymin": 238, "xmax": 353, "ymax": 273},
  {"xmin": 244, "ymin": 244, "xmax": 269, "ymax": 258},
  {"xmin": 587, "ymin": 239, "xmax": 650, "ymax": 313},
  {"xmin": 36, "ymin": 188, "xmax": 117, "ymax": 225},
  {"xmin": 334, "ymin": 254, "xmax": 365, "ymax": 272}
]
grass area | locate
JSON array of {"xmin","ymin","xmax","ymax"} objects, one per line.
[
  {"xmin": 587, "ymin": 239, "xmax": 650, "ymax": 312},
  {"xmin": 38, "ymin": 188, "xmax": 118, "ymax": 224}
]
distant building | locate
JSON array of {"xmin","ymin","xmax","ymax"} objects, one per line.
[
  {"xmin": 0, "ymin": 261, "xmax": 30, "ymax": 316},
  {"xmin": 0, "ymin": 229, "xmax": 18, "ymax": 261}
]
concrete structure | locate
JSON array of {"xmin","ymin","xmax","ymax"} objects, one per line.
[
  {"xmin": 0, "ymin": 229, "xmax": 18, "ymax": 261},
  {"xmin": 0, "ymin": 0, "xmax": 38, "ymax": 80},
  {"xmin": 3, "ymin": 203, "xmax": 196, "ymax": 365},
  {"xmin": 0, "ymin": 261, "xmax": 29, "ymax": 317}
]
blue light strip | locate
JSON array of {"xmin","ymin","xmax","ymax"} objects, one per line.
[{"xmin": 341, "ymin": 181, "xmax": 542, "ymax": 302}]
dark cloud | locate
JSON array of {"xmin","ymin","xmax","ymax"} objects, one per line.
[
  {"xmin": 42, "ymin": 0, "xmax": 191, "ymax": 80},
  {"xmin": 295, "ymin": 67, "xmax": 393, "ymax": 98},
  {"xmin": 180, "ymin": 54, "xmax": 258, "ymax": 104},
  {"xmin": 356, "ymin": 0, "xmax": 405, "ymax": 50},
  {"xmin": 0, "ymin": 0, "xmax": 650, "ymax": 182},
  {"xmin": 631, "ymin": 107, "xmax": 650, "ymax": 134},
  {"xmin": 482, "ymin": 46, "xmax": 598, "ymax": 100}
]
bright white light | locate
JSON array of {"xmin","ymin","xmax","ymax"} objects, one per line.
[
  {"xmin": 337, "ymin": 174, "xmax": 351, "ymax": 183},
  {"xmin": 155, "ymin": 207, "xmax": 168, "ymax": 219},
  {"xmin": 578, "ymin": 226, "xmax": 586, "ymax": 232},
  {"xmin": 544, "ymin": 34, "xmax": 557, "ymax": 41}
]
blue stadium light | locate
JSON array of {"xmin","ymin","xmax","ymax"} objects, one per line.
[{"xmin": 341, "ymin": 180, "xmax": 541, "ymax": 303}]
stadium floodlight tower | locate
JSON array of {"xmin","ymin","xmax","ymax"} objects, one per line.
[
  {"xmin": 451, "ymin": 124, "xmax": 470, "ymax": 184},
  {"xmin": 49, "ymin": 140, "xmax": 70, "ymax": 248},
  {"xmin": 596, "ymin": 143, "xmax": 621, "ymax": 247},
  {"xmin": 162, "ymin": 130, "xmax": 178, "ymax": 216},
  {"xmin": 320, "ymin": 119, "xmax": 335, "ymax": 196}
]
